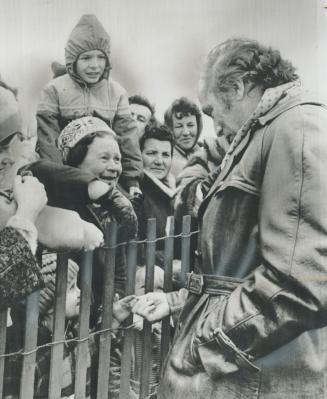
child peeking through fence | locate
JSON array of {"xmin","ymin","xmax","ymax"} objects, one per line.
[{"xmin": 3, "ymin": 253, "xmax": 137, "ymax": 399}]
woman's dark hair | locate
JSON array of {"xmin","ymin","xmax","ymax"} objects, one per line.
[
  {"xmin": 140, "ymin": 124, "xmax": 174, "ymax": 155},
  {"xmin": 164, "ymin": 97, "xmax": 203, "ymax": 137},
  {"xmin": 201, "ymin": 38, "xmax": 299, "ymax": 97},
  {"xmin": 66, "ymin": 131, "xmax": 117, "ymax": 167}
]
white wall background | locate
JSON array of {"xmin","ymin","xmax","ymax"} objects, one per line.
[{"xmin": 0, "ymin": 0, "xmax": 326, "ymax": 138}]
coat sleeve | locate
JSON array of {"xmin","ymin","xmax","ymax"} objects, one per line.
[
  {"xmin": 112, "ymin": 90, "xmax": 143, "ymax": 189},
  {"xmin": 192, "ymin": 105, "xmax": 327, "ymax": 376},
  {"xmin": 0, "ymin": 226, "xmax": 42, "ymax": 310},
  {"xmin": 36, "ymin": 83, "xmax": 64, "ymax": 163},
  {"xmin": 21, "ymin": 160, "xmax": 95, "ymax": 211}
]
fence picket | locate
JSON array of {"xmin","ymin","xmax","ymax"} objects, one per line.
[
  {"xmin": 119, "ymin": 240, "xmax": 138, "ymax": 399},
  {"xmin": 181, "ymin": 215, "xmax": 191, "ymax": 285},
  {"xmin": 48, "ymin": 253, "xmax": 69, "ymax": 399},
  {"xmin": 161, "ymin": 216, "xmax": 175, "ymax": 365},
  {"xmin": 19, "ymin": 289, "xmax": 40, "ymax": 399},
  {"xmin": 140, "ymin": 218, "xmax": 156, "ymax": 399},
  {"xmin": 75, "ymin": 250, "xmax": 93, "ymax": 399},
  {"xmin": 2, "ymin": 216, "xmax": 195, "ymax": 398},
  {"xmin": 96, "ymin": 222, "xmax": 117, "ymax": 399},
  {"xmin": 0, "ymin": 308, "xmax": 7, "ymax": 398}
]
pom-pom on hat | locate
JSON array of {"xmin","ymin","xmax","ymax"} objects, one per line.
[
  {"xmin": 57, "ymin": 116, "xmax": 116, "ymax": 163},
  {"xmin": 39, "ymin": 253, "xmax": 79, "ymax": 315}
]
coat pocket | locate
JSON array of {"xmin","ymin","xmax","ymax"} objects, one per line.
[{"xmin": 193, "ymin": 295, "xmax": 260, "ymax": 380}]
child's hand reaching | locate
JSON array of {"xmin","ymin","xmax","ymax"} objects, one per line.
[
  {"xmin": 132, "ymin": 292, "xmax": 170, "ymax": 323},
  {"xmin": 112, "ymin": 294, "xmax": 138, "ymax": 324}
]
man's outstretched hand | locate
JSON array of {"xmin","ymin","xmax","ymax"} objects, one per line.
[{"xmin": 132, "ymin": 292, "xmax": 170, "ymax": 323}]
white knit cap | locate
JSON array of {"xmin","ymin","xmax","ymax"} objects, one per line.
[{"xmin": 57, "ymin": 116, "xmax": 116, "ymax": 162}]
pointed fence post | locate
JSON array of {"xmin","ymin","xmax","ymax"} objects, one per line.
[
  {"xmin": 119, "ymin": 238, "xmax": 138, "ymax": 399},
  {"xmin": 97, "ymin": 221, "xmax": 117, "ymax": 399},
  {"xmin": 48, "ymin": 253, "xmax": 69, "ymax": 399},
  {"xmin": 75, "ymin": 250, "xmax": 93, "ymax": 399},
  {"xmin": 161, "ymin": 216, "xmax": 175, "ymax": 365},
  {"xmin": 19, "ymin": 289, "xmax": 40, "ymax": 399},
  {"xmin": 140, "ymin": 218, "xmax": 156, "ymax": 399},
  {"xmin": 0, "ymin": 308, "xmax": 8, "ymax": 398}
]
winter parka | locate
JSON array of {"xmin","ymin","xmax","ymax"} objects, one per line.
[{"xmin": 36, "ymin": 14, "xmax": 142, "ymax": 189}]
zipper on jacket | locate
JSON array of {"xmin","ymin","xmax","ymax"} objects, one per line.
[{"xmin": 85, "ymin": 86, "xmax": 91, "ymax": 115}]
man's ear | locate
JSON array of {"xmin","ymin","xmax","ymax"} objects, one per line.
[{"xmin": 234, "ymin": 78, "xmax": 246, "ymax": 101}]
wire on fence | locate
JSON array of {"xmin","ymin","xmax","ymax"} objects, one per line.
[
  {"xmin": 43, "ymin": 230, "xmax": 200, "ymax": 255},
  {"xmin": 0, "ymin": 323, "xmax": 138, "ymax": 359},
  {"xmin": 1, "ymin": 228, "xmax": 197, "ymax": 367}
]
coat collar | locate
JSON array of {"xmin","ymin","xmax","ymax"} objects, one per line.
[
  {"xmin": 144, "ymin": 170, "xmax": 176, "ymax": 198},
  {"xmin": 174, "ymin": 143, "xmax": 201, "ymax": 159},
  {"xmin": 199, "ymin": 82, "xmax": 326, "ymax": 214}
]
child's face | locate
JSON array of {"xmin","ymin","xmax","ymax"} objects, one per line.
[
  {"xmin": 78, "ymin": 135, "xmax": 122, "ymax": 188},
  {"xmin": 65, "ymin": 277, "xmax": 80, "ymax": 318},
  {"xmin": 75, "ymin": 49, "xmax": 106, "ymax": 84}
]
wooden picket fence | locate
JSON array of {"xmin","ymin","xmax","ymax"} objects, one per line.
[{"xmin": 0, "ymin": 215, "xmax": 196, "ymax": 399}]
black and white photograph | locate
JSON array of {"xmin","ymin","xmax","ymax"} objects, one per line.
[{"xmin": 0, "ymin": 0, "xmax": 327, "ymax": 398}]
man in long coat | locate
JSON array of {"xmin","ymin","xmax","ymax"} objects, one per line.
[{"xmin": 133, "ymin": 38, "xmax": 327, "ymax": 398}]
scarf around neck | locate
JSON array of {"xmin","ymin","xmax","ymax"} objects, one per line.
[{"xmin": 220, "ymin": 80, "xmax": 301, "ymax": 170}]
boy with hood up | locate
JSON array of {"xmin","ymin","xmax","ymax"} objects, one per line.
[{"xmin": 36, "ymin": 14, "xmax": 143, "ymax": 196}]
